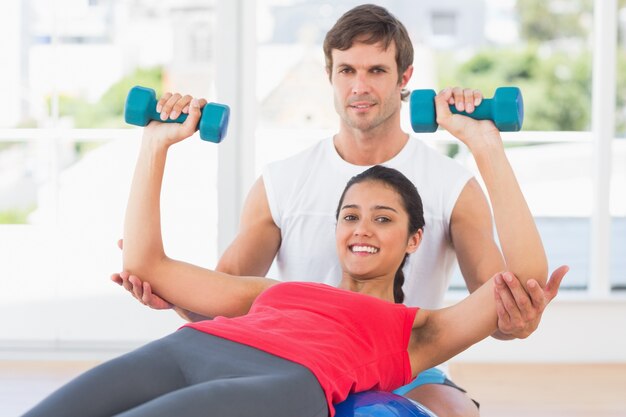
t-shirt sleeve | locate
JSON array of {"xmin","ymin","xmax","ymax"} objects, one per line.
[
  {"xmin": 442, "ymin": 163, "xmax": 474, "ymax": 225},
  {"xmin": 262, "ymin": 164, "xmax": 282, "ymax": 229}
]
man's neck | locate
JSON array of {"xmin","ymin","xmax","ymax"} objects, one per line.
[{"xmin": 333, "ymin": 125, "xmax": 409, "ymax": 166}]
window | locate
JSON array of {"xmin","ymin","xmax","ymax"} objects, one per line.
[
  {"xmin": 611, "ymin": 0, "xmax": 626, "ymax": 290},
  {"xmin": 255, "ymin": 0, "xmax": 615, "ymax": 292},
  {"xmin": 431, "ymin": 11, "xmax": 457, "ymax": 37},
  {"xmin": 1, "ymin": 0, "xmax": 624, "ymax": 360},
  {"xmin": 1, "ymin": 0, "xmax": 218, "ymax": 347}
]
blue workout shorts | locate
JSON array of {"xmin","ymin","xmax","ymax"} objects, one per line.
[{"xmin": 392, "ymin": 368, "xmax": 479, "ymax": 409}]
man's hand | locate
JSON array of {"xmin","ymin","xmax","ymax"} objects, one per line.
[
  {"xmin": 110, "ymin": 270, "xmax": 210, "ymax": 321},
  {"xmin": 493, "ymin": 265, "xmax": 569, "ymax": 339},
  {"xmin": 111, "ymin": 238, "xmax": 173, "ymax": 310},
  {"xmin": 111, "ymin": 271, "xmax": 173, "ymax": 310},
  {"xmin": 111, "ymin": 239, "xmax": 209, "ymax": 322}
]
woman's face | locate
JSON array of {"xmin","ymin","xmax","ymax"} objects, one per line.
[{"xmin": 336, "ymin": 180, "xmax": 420, "ymax": 281}]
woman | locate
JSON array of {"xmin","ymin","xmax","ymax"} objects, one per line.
[{"xmin": 23, "ymin": 94, "xmax": 564, "ymax": 417}]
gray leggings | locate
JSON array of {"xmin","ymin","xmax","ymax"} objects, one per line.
[{"xmin": 23, "ymin": 328, "xmax": 328, "ymax": 417}]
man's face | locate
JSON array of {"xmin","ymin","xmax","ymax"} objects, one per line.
[{"xmin": 329, "ymin": 41, "xmax": 408, "ymax": 133}]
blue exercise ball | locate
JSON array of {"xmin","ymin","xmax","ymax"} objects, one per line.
[{"xmin": 335, "ymin": 391, "xmax": 436, "ymax": 417}]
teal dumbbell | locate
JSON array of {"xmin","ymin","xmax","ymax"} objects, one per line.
[
  {"xmin": 124, "ymin": 85, "xmax": 230, "ymax": 143},
  {"xmin": 410, "ymin": 87, "xmax": 524, "ymax": 132}
]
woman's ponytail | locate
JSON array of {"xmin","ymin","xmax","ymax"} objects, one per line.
[{"xmin": 394, "ymin": 254, "xmax": 408, "ymax": 303}]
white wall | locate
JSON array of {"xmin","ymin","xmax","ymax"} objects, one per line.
[
  {"xmin": 447, "ymin": 294, "xmax": 626, "ymax": 363},
  {"xmin": 0, "ymin": 0, "xmax": 22, "ymax": 126}
]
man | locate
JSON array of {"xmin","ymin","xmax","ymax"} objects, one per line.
[{"xmin": 114, "ymin": 5, "xmax": 563, "ymax": 416}]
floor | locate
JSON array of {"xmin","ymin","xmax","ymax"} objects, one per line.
[
  {"xmin": 449, "ymin": 363, "xmax": 626, "ymax": 417},
  {"xmin": 3, "ymin": 361, "xmax": 626, "ymax": 416}
]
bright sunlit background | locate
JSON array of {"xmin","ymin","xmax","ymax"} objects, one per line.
[{"xmin": 1, "ymin": 0, "xmax": 625, "ymax": 367}]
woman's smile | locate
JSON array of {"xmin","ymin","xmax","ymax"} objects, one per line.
[{"xmin": 349, "ymin": 244, "xmax": 380, "ymax": 255}]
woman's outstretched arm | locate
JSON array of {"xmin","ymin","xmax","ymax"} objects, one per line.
[
  {"xmin": 123, "ymin": 97, "xmax": 278, "ymax": 318},
  {"xmin": 410, "ymin": 267, "xmax": 567, "ymax": 374}
]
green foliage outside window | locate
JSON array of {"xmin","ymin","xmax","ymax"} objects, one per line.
[
  {"xmin": 438, "ymin": 0, "xmax": 626, "ymax": 135},
  {"xmin": 0, "ymin": 206, "xmax": 35, "ymax": 224},
  {"xmin": 51, "ymin": 66, "xmax": 163, "ymax": 129}
]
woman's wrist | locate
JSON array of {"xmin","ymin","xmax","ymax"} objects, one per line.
[
  {"xmin": 467, "ymin": 132, "xmax": 504, "ymax": 159},
  {"xmin": 140, "ymin": 132, "xmax": 171, "ymax": 154}
]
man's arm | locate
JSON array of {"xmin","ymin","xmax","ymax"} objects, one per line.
[{"xmin": 215, "ymin": 176, "xmax": 282, "ymax": 277}]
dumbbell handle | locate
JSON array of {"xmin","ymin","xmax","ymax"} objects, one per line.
[
  {"xmin": 145, "ymin": 101, "xmax": 192, "ymax": 125},
  {"xmin": 414, "ymin": 89, "xmax": 496, "ymax": 120},
  {"xmin": 449, "ymin": 99, "xmax": 494, "ymax": 120}
]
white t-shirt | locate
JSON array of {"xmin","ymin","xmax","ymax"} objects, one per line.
[{"xmin": 263, "ymin": 137, "xmax": 473, "ymax": 309}]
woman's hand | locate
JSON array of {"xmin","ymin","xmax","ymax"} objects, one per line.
[
  {"xmin": 143, "ymin": 93, "xmax": 208, "ymax": 148},
  {"xmin": 434, "ymin": 87, "xmax": 501, "ymax": 152}
]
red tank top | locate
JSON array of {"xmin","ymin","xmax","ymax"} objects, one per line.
[{"xmin": 185, "ymin": 282, "xmax": 418, "ymax": 416}]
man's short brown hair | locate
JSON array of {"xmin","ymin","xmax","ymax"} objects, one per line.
[{"xmin": 323, "ymin": 4, "xmax": 414, "ymax": 100}]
